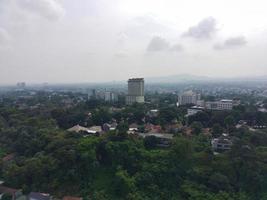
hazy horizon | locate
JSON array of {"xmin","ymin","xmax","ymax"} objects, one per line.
[{"xmin": 1, "ymin": 0, "xmax": 267, "ymax": 84}]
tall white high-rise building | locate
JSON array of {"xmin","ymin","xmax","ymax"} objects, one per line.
[{"xmin": 126, "ymin": 78, "xmax": 145, "ymax": 105}]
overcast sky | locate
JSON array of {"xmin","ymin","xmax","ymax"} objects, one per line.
[{"xmin": 0, "ymin": 0, "xmax": 267, "ymax": 84}]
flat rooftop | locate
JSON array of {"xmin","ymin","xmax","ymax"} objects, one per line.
[{"xmin": 128, "ymin": 78, "xmax": 144, "ymax": 81}]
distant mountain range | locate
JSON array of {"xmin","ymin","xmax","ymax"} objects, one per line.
[
  {"xmin": 145, "ymin": 74, "xmax": 267, "ymax": 83},
  {"xmin": 145, "ymin": 74, "xmax": 209, "ymax": 83}
]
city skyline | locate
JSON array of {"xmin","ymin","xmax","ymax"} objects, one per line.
[{"xmin": 0, "ymin": 0, "xmax": 267, "ymax": 84}]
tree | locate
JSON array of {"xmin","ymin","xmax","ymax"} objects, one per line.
[
  {"xmin": 188, "ymin": 112, "xmax": 210, "ymax": 127},
  {"xmin": 144, "ymin": 136, "xmax": 159, "ymax": 149},
  {"xmin": 113, "ymin": 168, "xmax": 135, "ymax": 197},
  {"xmin": 212, "ymin": 123, "xmax": 223, "ymax": 138},
  {"xmin": 1, "ymin": 193, "xmax": 12, "ymax": 200},
  {"xmin": 224, "ymin": 115, "xmax": 235, "ymax": 129},
  {"xmin": 208, "ymin": 173, "xmax": 231, "ymax": 192},
  {"xmin": 117, "ymin": 122, "xmax": 129, "ymax": 138},
  {"xmin": 191, "ymin": 122, "xmax": 203, "ymax": 135}
]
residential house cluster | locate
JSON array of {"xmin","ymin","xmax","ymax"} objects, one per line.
[{"xmin": 67, "ymin": 122, "xmax": 117, "ymax": 136}]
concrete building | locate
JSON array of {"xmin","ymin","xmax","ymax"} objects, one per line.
[
  {"xmin": 104, "ymin": 91, "xmax": 118, "ymax": 102},
  {"xmin": 178, "ymin": 90, "xmax": 201, "ymax": 105},
  {"xmin": 186, "ymin": 106, "xmax": 204, "ymax": 117},
  {"xmin": 16, "ymin": 82, "xmax": 26, "ymax": 88},
  {"xmin": 205, "ymin": 99, "xmax": 238, "ymax": 110},
  {"xmin": 211, "ymin": 135, "xmax": 233, "ymax": 151},
  {"xmin": 126, "ymin": 78, "xmax": 145, "ymax": 105}
]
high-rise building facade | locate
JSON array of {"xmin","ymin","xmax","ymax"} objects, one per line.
[
  {"xmin": 126, "ymin": 78, "xmax": 145, "ymax": 105},
  {"xmin": 178, "ymin": 90, "xmax": 200, "ymax": 105},
  {"xmin": 104, "ymin": 91, "xmax": 118, "ymax": 102}
]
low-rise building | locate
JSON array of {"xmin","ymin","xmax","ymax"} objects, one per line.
[
  {"xmin": 205, "ymin": 99, "xmax": 238, "ymax": 110},
  {"xmin": 147, "ymin": 109, "xmax": 159, "ymax": 118},
  {"xmin": 186, "ymin": 106, "xmax": 204, "ymax": 117},
  {"xmin": 102, "ymin": 123, "xmax": 117, "ymax": 132},
  {"xmin": 67, "ymin": 125, "xmax": 103, "ymax": 135},
  {"xmin": 211, "ymin": 136, "xmax": 233, "ymax": 151},
  {"xmin": 138, "ymin": 133, "xmax": 174, "ymax": 147}
]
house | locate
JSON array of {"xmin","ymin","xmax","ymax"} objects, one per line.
[
  {"xmin": 138, "ymin": 133, "xmax": 174, "ymax": 147},
  {"xmin": 88, "ymin": 126, "xmax": 103, "ymax": 134},
  {"xmin": 146, "ymin": 109, "xmax": 159, "ymax": 117},
  {"xmin": 67, "ymin": 125, "xmax": 102, "ymax": 136},
  {"xmin": 0, "ymin": 186, "xmax": 22, "ymax": 200},
  {"xmin": 67, "ymin": 125, "xmax": 89, "ymax": 133},
  {"xmin": 145, "ymin": 123, "xmax": 162, "ymax": 133},
  {"xmin": 102, "ymin": 123, "xmax": 117, "ymax": 132},
  {"xmin": 211, "ymin": 136, "xmax": 233, "ymax": 151},
  {"xmin": 129, "ymin": 123, "xmax": 139, "ymax": 132},
  {"xmin": 28, "ymin": 192, "xmax": 51, "ymax": 200},
  {"xmin": 164, "ymin": 124, "xmax": 182, "ymax": 133}
]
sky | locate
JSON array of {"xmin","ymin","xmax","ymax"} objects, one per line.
[{"xmin": 0, "ymin": 0, "xmax": 267, "ymax": 84}]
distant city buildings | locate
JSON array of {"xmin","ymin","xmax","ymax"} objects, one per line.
[
  {"xmin": 186, "ymin": 99, "xmax": 240, "ymax": 116},
  {"xmin": 89, "ymin": 89, "xmax": 118, "ymax": 102},
  {"xmin": 104, "ymin": 91, "xmax": 118, "ymax": 102},
  {"xmin": 126, "ymin": 78, "xmax": 145, "ymax": 105},
  {"xmin": 16, "ymin": 82, "xmax": 26, "ymax": 89},
  {"xmin": 179, "ymin": 90, "xmax": 241, "ymax": 116}
]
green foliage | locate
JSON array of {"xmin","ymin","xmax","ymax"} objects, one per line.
[
  {"xmin": 113, "ymin": 168, "xmax": 135, "ymax": 196},
  {"xmin": 0, "ymin": 94, "xmax": 267, "ymax": 200},
  {"xmin": 1, "ymin": 193, "xmax": 12, "ymax": 200},
  {"xmin": 191, "ymin": 121, "xmax": 203, "ymax": 135},
  {"xmin": 212, "ymin": 123, "xmax": 224, "ymax": 137},
  {"xmin": 224, "ymin": 115, "xmax": 235, "ymax": 128},
  {"xmin": 143, "ymin": 136, "xmax": 159, "ymax": 149}
]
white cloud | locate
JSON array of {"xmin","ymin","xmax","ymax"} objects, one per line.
[{"xmin": 16, "ymin": 0, "xmax": 65, "ymax": 20}]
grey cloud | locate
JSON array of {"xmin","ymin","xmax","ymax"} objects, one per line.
[
  {"xmin": 16, "ymin": 0, "xmax": 65, "ymax": 20},
  {"xmin": 117, "ymin": 32, "xmax": 129, "ymax": 46},
  {"xmin": 147, "ymin": 36, "xmax": 170, "ymax": 52},
  {"xmin": 0, "ymin": 28, "xmax": 11, "ymax": 45},
  {"xmin": 214, "ymin": 36, "xmax": 247, "ymax": 50},
  {"xmin": 169, "ymin": 44, "xmax": 183, "ymax": 52},
  {"xmin": 114, "ymin": 52, "xmax": 128, "ymax": 58},
  {"xmin": 183, "ymin": 17, "xmax": 217, "ymax": 39}
]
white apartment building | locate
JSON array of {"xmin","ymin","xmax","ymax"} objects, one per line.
[
  {"xmin": 126, "ymin": 78, "xmax": 145, "ymax": 105},
  {"xmin": 205, "ymin": 99, "xmax": 235, "ymax": 110},
  {"xmin": 178, "ymin": 90, "xmax": 201, "ymax": 105}
]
